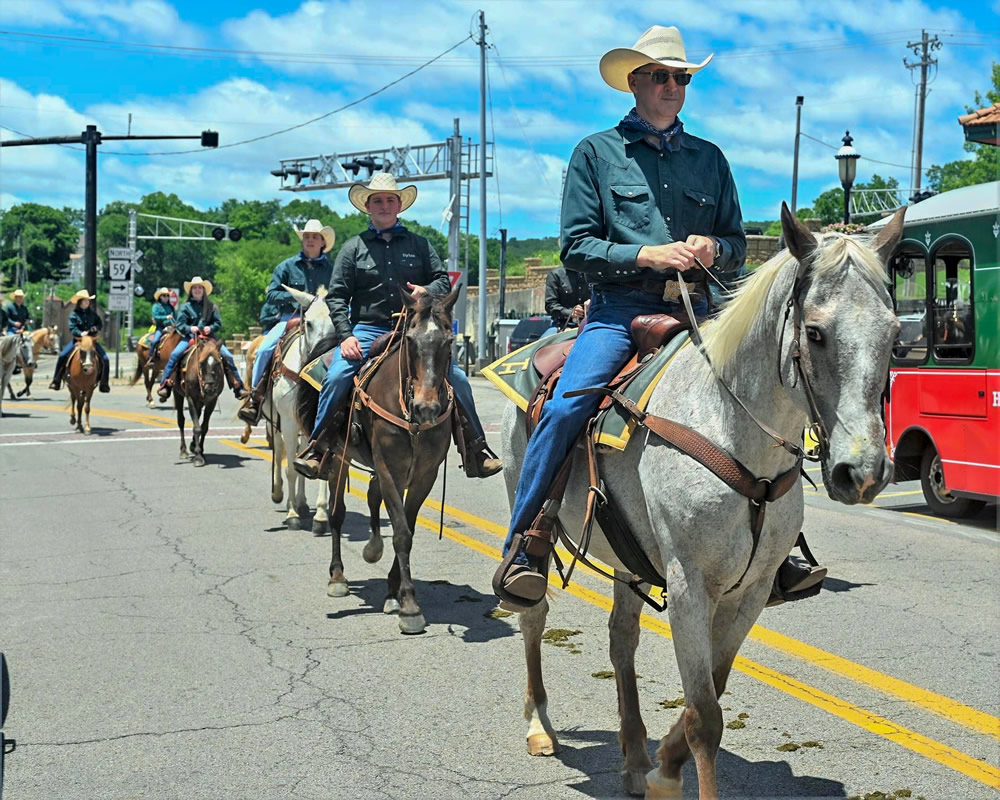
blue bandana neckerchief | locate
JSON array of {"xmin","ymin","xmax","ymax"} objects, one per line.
[
  {"xmin": 620, "ymin": 108, "xmax": 684, "ymax": 153},
  {"xmin": 368, "ymin": 220, "xmax": 407, "ymax": 236},
  {"xmin": 299, "ymin": 251, "xmax": 328, "ymax": 267}
]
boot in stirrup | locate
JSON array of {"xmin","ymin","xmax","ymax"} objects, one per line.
[{"xmin": 293, "ymin": 440, "xmax": 326, "ymax": 480}]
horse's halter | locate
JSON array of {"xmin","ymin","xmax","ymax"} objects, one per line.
[
  {"xmin": 194, "ymin": 338, "xmax": 224, "ymax": 398},
  {"xmin": 396, "ymin": 306, "xmax": 455, "ymax": 432}
]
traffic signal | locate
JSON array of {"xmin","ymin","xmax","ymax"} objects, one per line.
[
  {"xmin": 201, "ymin": 130, "xmax": 219, "ymax": 148},
  {"xmin": 212, "ymin": 227, "xmax": 226, "ymax": 241},
  {"xmin": 228, "ymin": 228, "xmax": 242, "ymax": 242},
  {"xmin": 212, "ymin": 226, "xmax": 242, "ymax": 242}
]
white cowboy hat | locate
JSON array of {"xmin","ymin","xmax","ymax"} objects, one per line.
[
  {"xmin": 183, "ymin": 276, "xmax": 214, "ymax": 296},
  {"xmin": 293, "ymin": 219, "xmax": 336, "ymax": 252},
  {"xmin": 348, "ymin": 172, "xmax": 417, "ymax": 214},
  {"xmin": 153, "ymin": 287, "xmax": 171, "ymax": 301},
  {"xmin": 11, "ymin": 289, "xmax": 25, "ymax": 299},
  {"xmin": 599, "ymin": 25, "xmax": 713, "ymax": 93},
  {"xmin": 70, "ymin": 289, "xmax": 96, "ymax": 303}
]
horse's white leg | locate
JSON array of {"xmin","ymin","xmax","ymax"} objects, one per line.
[
  {"xmin": 610, "ymin": 576, "xmax": 654, "ymax": 795},
  {"xmin": 648, "ymin": 573, "xmax": 721, "ymax": 800},
  {"xmin": 270, "ymin": 413, "xmax": 285, "ymax": 505},
  {"xmin": 82, "ymin": 391, "xmax": 91, "ymax": 434},
  {"xmin": 312, "ymin": 471, "xmax": 330, "ymax": 535},
  {"xmin": 518, "ymin": 597, "xmax": 558, "ymax": 755},
  {"xmin": 282, "ymin": 424, "xmax": 305, "ymax": 530}
]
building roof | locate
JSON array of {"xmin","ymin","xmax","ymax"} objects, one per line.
[
  {"xmin": 867, "ymin": 181, "xmax": 999, "ymax": 229},
  {"xmin": 958, "ymin": 103, "xmax": 1000, "ymax": 146}
]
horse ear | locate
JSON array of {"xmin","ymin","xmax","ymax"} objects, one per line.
[
  {"xmin": 441, "ymin": 281, "xmax": 462, "ymax": 314},
  {"xmin": 399, "ymin": 282, "xmax": 416, "ymax": 307},
  {"xmin": 283, "ymin": 284, "xmax": 315, "ymax": 308},
  {"xmin": 869, "ymin": 206, "xmax": 906, "ymax": 265},
  {"xmin": 780, "ymin": 202, "xmax": 818, "ymax": 266}
]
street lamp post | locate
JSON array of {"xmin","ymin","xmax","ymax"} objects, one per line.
[{"xmin": 835, "ymin": 130, "xmax": 860, "ymax": 225}]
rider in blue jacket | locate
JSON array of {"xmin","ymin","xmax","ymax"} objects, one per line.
[
  {"xmin": 49, "ymin": 290, "xmax": 110, "ymax": 393},
  {"xmin": 156, "ymin": 277, "xmax": 246, "ymax": 400},
  {"xmin": 145, "ymin": 288, "xmax": 176, "ymax": 365}
]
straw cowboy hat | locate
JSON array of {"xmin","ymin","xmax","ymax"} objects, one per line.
[
  {"xmin": 70, "ymin": 289, "xmax": 96, "ymax": 303},
  {"xmin": 183, "ymin": 276, "xmax": 213, "ymax": 296},
  {"xmin": 293, "ymin": 219, "xmax": 336, "ymax": 252},
  {"xmin": 11, "ymin": 289, "xmax": 25, "ymax": 299},
  {"xmin": 348, "ymin": 172, "xmax": 417, "ymax": 214},
  {"xmin": 153, "ymin": 287, "xmax": 171, "ymax": 301},
  {"xmin": 599, "ymin": 25, "xmax": 714, "ymax": 93}
]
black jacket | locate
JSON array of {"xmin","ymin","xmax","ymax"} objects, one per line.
[{"xmin": 544, "ymin": 266, "xmax": 590, "ymax": 329}]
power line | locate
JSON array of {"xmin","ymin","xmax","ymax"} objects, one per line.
[
  {"xmin": 800, "ymin": 132, "xmax": 932, "ymax": 172},
  {"xmin": 0, "ymin": 36, "xmax": 473, "ymax": 157}
]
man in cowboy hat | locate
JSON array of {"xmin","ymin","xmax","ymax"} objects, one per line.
[
  {"xmin": 237, "ymin": 219, "xmax": 336, "ymax": 425},
  {"xmin": 49, "ymin": 290, "xmax": 110, "ymax": 393},
  {"xmin": 144, "ymin": 287, "xmax": 176, "ymax": 366},
  {"xmin": 4, "ymin": 289, "xmax": 31, "ymax": 334},
  {"xmin": 494, "ymin": 26, "xmax": 825, "ymax": 609},
  {"xmin": 156, "ymin": 277, "xmax": 247, "ymax": 400},
  {"xmin": 293, "ymin": 172, "xmax": 502, "ymax": 480}
]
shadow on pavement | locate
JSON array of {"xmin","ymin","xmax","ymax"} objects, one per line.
[
  {"xmin": 880, "ymin": 502, "xmax": 998, "ymax": 531},
  {"xmin": 821, "ymin": 576, "xmax": 876, "ymax": 595}
]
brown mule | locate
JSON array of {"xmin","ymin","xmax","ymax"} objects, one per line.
[
  {"xmin": 7, "ymin": 327, "xmax": 57, "ymax": 400},
  {"xmin": 172, "ymin": 337, "xmax": 225, "ymax": 467},
  {"xmin": 131, "ymin": 327, "xmax": 181, "ymax": 408},
  {"xmin": 301, "ymin": 285, "xmax": 462, "ymax": 635},
  {"xmin": 66, "ymin": 335, "xmax": 100, "ymax": 434}
]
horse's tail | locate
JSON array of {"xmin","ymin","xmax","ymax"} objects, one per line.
[
  {"xmin": 295, "ymin": 331, "xmax": 339, "ymax": 433},
  {"xmin": 128, "ymin": 355, "xmax": 145, "ymax": 386}
]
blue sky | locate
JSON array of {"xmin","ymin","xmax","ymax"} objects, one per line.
[{"xmin": 1, "ymin": 0, "xmax": 997, "ymax": 241}]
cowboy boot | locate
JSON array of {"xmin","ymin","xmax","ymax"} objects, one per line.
[
  {"xmin": 237, "ymin": 381, "xmax": 266, "ymax": 425},
  {"xmin": 455, "ymin": 408, "xmax": 502, "ymax": 477},
  {"xmin": 157, "ymin": 376, "xmax": 173, "ymax": 402},
  {"xmin": 293, "ymin": 440, "xmax": 326, "ymax": 480},
  {"xmin": 99, "ymin": 368, "xmax": 111, "ymax": 394},
  {"xmin": 48, "ymin": 355, "xmax": 67, "ymax": 391}
]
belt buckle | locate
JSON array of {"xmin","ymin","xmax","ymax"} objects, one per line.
[{"xmin": 662, "ymin": 280, "xmax": 682, "ymax": 303}]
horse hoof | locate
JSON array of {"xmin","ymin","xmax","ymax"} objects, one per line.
[
  {"xmin": 311, "ymin": 518, "xmax": 330, "ymax": 535},
  {"xmin": 286, "ymin": 517, "xmax": 302, "ymax": 531},
  {"xmin": 271, "ymin": 491, "xmax": 283, "ymax": 505},
  {"xmin": 147, "ymin": 400, "xmax": 156, "ymax": 409},
  {"xmin": 398, "ymin": 612, "xmax": 426, "ymax": 635},
  {"xmin": 623, "ymin": 769, "xmax": 649, "ymax": 797},
  {"xmin": 644, "ymin": 770, "xmax": 682, "ymax": 799},
  {"xmin": 193, "ymin": 456, "xmax": 206, "ymax": 467},
  {"xmin": 383, "ymin": 598, "xmax": 400, "ymax": 615},
  {"xmin": 362, "ymin": 541, "xmax": 384, "ymax": 564},
  {"xmin": 527, "ymin": 733, "xmax": 558, "ymax": 756},
  {"xmin": 327, "ymin": 580, "xmax": 350, "ymax": 598}
]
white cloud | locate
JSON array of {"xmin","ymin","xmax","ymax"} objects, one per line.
[
  {"xmin": 1, "ymin": 0, "xmax": 202, "ymax": 45},
  {"xmin": 0, "ymin": 0, "xmax": 73, "ymax": 26}
]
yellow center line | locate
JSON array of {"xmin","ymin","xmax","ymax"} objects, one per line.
[
  {"xmin": 154, "ymin": 433, "xmax": 1000, "ymax": 786},
  {"xmin": 17, "ymin": 402, "xmax": 176, "ymax": 429}
]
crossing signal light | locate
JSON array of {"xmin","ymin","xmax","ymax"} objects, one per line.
[
  {"xmin": 212, "ymin": 227, "xmax": 226, "ymax": 241},
  {"xmin": 227, "ymin": 228, "xmax": 242, "ymax": 242},
  {"xmin": 201, "ymin": 130, "xmax": 219, "ymax": 148},
  {"xmin": 211, "ymin": 226, "xmax": 242, "ymax": 242}
]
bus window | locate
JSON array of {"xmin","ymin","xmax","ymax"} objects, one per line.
[
  {"xmin": 889, "ymin": 246, "xmax": 928, "ymax": 364},
  {"xmin": 931, "ymin": 240, "xmax": 974, "ymax": 363}
]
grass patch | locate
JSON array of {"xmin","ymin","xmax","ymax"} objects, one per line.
[{"xmin": 542, "ymin": 628, "xmax": 582, "ymax": 646}]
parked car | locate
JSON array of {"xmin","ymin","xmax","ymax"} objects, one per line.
[{"xmin": 507, "ymin": 315, "xmax": 554, "ymax": 353}]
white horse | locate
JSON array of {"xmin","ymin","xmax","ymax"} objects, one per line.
[
  {"xmin": 261, "ymin": 286, "xmax": 333, "ymax": 533},
  {"xmin": 501, "ymin": 206, "xmax": 904, "ymax": 799},
  {"xmin": 0, "ymin": 332, "xmax": 35, "ymax": 417}
]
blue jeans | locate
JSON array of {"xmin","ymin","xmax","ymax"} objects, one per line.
[
  {"xmin": 149, "ymin": 329, "xmax": 163, "ymax": 357},
  {"xmin": 503, "ymin": 286, "xmax": 708, "ymax": 557},
  {"xmin": 161, "ymin": 339, "xmax": 242, "ymax": 386},
  {"xmin": 252, "ymin": 313, "xmax": 294, "ymax": 387},
  {"xmin": 60, "ymin": 339, "xmax": 109, "ymax": 377},
  {"xmin": 310, "ymin": 323, "xmax": 485, "ymax": 441}
]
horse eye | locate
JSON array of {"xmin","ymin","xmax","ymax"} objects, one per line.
[{"xmin": 805, "ymin": 327, "xmax": 824, "ymax": 344}]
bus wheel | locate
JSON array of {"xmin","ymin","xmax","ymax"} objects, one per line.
[{"xmin": 920, "ymin": 447, "xmax": 986, "ymax": 518}]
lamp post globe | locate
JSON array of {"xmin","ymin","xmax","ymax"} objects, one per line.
[{"xmin": 835, "ymin": 130, "xmax": 860, "ymax": 225}]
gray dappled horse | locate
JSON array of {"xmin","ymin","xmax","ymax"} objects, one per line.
[
  {"xmin": 0, "ymin": 332, "xmax": 34, "ymax": 417},
  {"xmin": 500, "ymin": 206, "xmax": 904, "ymax": 799}
]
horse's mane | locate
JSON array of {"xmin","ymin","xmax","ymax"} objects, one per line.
[{"xmin": 703, "ymin": 232, "xmax": 888, "ymax": 368}]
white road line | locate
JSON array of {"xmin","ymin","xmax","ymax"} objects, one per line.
[{"xmin": 0, "ymin": 434, "xmax": 246, "ymax": 447}]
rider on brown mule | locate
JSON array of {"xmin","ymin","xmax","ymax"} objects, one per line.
[
  {"xmin": 293, "ymin": 173, "xmax": 501, "ymax": 481},
  {"xmin": 156, "ymin": 277, "xmax": 247, "ymax": 402},
  {"xmin": 145, "ymin": 288, "xmax": 177, "ymax": 365},
  {"xmin": 492, "ymin": 25, "xmax": 825, "ymax": 610},
  {"xmin": 49, "ymin": 290, "xmax": 110, "ymax": 394},
  {"xmin": 237, "ymin": 219, "xmax": 335, "ymax": 425}
]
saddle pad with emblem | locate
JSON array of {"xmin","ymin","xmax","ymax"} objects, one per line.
[
  {"xmin": 299, "ymin": 348, "xmax": 338, "ymax": 390},
  {"xmin": 138, "ymin": 330, "xmax": 155, "ymax": 349},
  {"xmin": 482, "ymin": 328, "xmax": 692, "ymax": 451}
]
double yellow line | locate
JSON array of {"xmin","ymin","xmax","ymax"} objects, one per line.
[{"xmin": 19, "ymin": 403, "xmax": 999, "ymax": 787}]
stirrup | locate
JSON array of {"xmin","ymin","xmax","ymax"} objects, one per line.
[
  {"xmin": 492, "ymin": 534, "xmax": 549, "ymax": 607},
  {"xmin": 463, "ymin": 436, "xmax": 503, "ymax": 478},
  {"xmin": 766, "ymin": 533, "xmax": 826, "ymax": 608}
]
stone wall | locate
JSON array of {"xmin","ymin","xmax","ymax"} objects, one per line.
[{"xmin": 746, "ymin": 235, "xmax": 780, "ymax": 264}]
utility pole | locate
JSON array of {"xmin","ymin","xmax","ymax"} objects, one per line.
[
  {"xmin": 791, "ymin": 96, "xmax": 804, "ymax": 213},
  {"xmin": 498, "ymin": 228, "xmax": 507, "ymax": 321},
  {"xmin": 477, "ymin": 9, "xmax": 489, "ymax": 370},
  {"xmin": 127, "ymin": 209, "xmax": 138, "ymax": 341},
  {"xmin": 904, "ymin": 30, "xmax": 941, "ymax": 193}
]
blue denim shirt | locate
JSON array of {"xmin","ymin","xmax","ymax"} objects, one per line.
[{"xmin": 560, "ymin": 124, "xmax": 746, "ymax": 288}]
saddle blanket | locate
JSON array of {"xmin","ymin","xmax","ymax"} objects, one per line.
[
  {"xmin": 300, "ymin": 349, "xmax": 338, "ymax": 391},
  {"xmin": 138, "ymin": 330, "xmax": 155, "ymax": 349},
  {"xmin": 481, "ymin": 328, "xmax": 692, "ymax": 451}
]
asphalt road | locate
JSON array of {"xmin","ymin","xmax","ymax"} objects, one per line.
[{"xmin": 1, "ymin": 356, "xmax": 998, "ymax": 800}]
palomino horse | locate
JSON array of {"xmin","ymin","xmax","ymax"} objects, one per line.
[
  {"xmin": 131, "ymin": 327, "xmax": 181, "ymax": 407},
  {"xmin": 0, "ymin": 332, "xmax": 34, "ymax": 417},
  {"xmin": 257, "ymin": 287, "xmax": 333, "ymax": 533},
  {"xmin": 501, "ymin": 206, "xmax": 904, "ymax": 799},
  {"xmin": 6, "ymin": 327, "xmax": 57, "ymax": 400},
  {"xmin": 299, "ymin": 284, "xmax": 461, "ymax": 634},
  {"xmin": 173, "ymin": 336, "xmax": 225, "ymax": 467},
  {"xmin": 66, "ymin": 335, "xmax": 100, "ymax": 433}
]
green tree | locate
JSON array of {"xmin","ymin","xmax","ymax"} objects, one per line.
[
  {"xmin": 926, "ymin": 62, "xmax": 1000, "ymax": 192},
  {"xmin": 806, "ymin": 174, "xmax": 900, "ymax": 225},
  {"xmin": 0, "ymin": 203, "xmax": 80, "ymax": 282},
  {"xmin": 213, "ymin": 239, "xmax": 294, "ymax": 335}
]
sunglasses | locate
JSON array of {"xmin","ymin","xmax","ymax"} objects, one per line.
[{"xmin": 632, "ymin": 69, "xmax": 692, "ymax": 86}]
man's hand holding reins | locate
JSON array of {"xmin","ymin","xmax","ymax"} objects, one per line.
[
  {"xmin": 340, "ymin": 336, "xmax": 363, "ymax": 361},
  {"xmin": 406, "ymin": 282, "xmax": 428, "ymax": 298},
  {"xmin": 637, "ymin": 241, "xmax": 700, "ymax": 272},
  {"xmin": 684, "ymin": 235, "xmax": 716, "ymax": 267}
]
